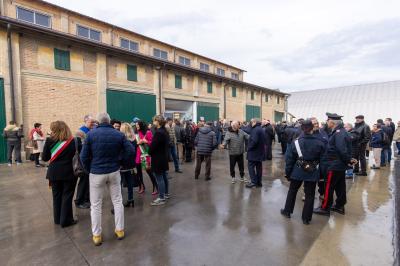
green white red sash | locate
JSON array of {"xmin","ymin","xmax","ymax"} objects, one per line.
[{"xmin": 50, "ymin": 137, "xmax": 74, "ymax": 163}]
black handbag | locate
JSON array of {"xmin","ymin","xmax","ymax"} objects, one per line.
[{"xmin": 72, "ymin": 137, "xmax": 88, "ymax": 177}]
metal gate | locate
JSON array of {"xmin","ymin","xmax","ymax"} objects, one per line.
[{"xmin": 106, "ymin": 89, "xmax": 156, "ymax": 123}]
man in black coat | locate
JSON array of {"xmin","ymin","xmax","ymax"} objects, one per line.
[
  {"xmin": 277, "ymin": 121, "xmax": 288, "ymax": 154},
  {"xmin": 263, "ymin": 120, "xmax": 274, "ymax": 160},
  {"xmin": 245, "ymin": 118, "xmax": 266, "ymax": 188},
  {"xmin": 314, "ymin": 113, "xmax": 357, "ymax": 216},
  {"xmin": 353, "ymin": 115, "xmax": 371, "ymax": 176}
]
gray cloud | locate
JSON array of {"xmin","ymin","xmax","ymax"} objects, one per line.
[{"xmin": 264, "ymin": 18, "xmax": 400, "ymax": 72}]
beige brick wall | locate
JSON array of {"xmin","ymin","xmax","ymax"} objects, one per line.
[
  {"xmin": 19, "ymin": 36, "xmax": 97, "ymax": 80},
  {"xmin": 21, "ymin": 75, "xmax": 97, "ymax": 134},
  {"xmin": 107, "ymin": 56, "xmax": 154, "ymax": 93}
]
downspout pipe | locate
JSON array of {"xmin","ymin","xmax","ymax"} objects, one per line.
[
  {"xmin": 223, "ymin": 83, "xmax": 228, "ymax": 119},
  {"xmin": 156, "ymin": 65, "xmax": 164, "ymax": 115},
  {"xmin": 7, "ymin": 23, "xmax": 16, "ymax": 122}
]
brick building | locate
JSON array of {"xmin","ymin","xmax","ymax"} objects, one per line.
[{"xmin": 0, "ymin": 0, "xmax": 288, "ymax": 162}]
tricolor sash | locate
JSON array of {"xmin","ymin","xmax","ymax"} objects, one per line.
[{"xmin": 50, "ymin": 137, "xmax": 74, "ymax": 163}]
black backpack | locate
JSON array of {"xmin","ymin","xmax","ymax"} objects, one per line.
[{"xmin": 381, "ymin": 131, "xmax": 390, "ymax": 146}]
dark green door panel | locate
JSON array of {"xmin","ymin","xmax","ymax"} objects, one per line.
[
  {"xmin": 106, "ymin": 89, "xmax": 156, "ymax": 123},
  {"xmin": 0, "ymin": 79, "xmax": 7, "ymax": 163},
  {"xmin": 197, "ymin": 102, "xmax": 219, "ymax": 122},
  {"xmin": 246, "ymin": 105, "xmax": 260, "ymax": 122},
  {"xmin": 274, "ymin": 111, "xmax": 284, "ymax": 122}
]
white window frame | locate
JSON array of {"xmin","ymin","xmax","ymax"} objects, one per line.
[
  {"xmin": 200, "ymin": 62, "xmax": 209, "ymax": 72},
  {"xmin": 179, "ymin": 56, "xmax": 191, "ymax": 66},
  {"xmin": 216, "ymin": 68, "xmax": 225, "ymax": 76},
  {"xmin": 16, "ymin": 6, "xmax": 52, "ymax": 28},
  {"xmin": 76, "ymin": 24, "xmax": 102, "ymax": 42},
  {"xmin": 231, "ymin": 72, "xmax": 239, "ymax": 80},
  {"xmin": 153, "ymin": 48, "xmax": 168, "ymax": 60},
  {"xmin": 120, "ymin": 38, "xmax": 139, "ymax": 52}
]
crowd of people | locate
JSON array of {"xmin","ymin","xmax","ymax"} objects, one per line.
[{"xmin": 2, "ymin": 112, "xmax": 400, "ymax": 246}]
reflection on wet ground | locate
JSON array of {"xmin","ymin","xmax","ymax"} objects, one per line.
[{"xmin": 0, "ymin": 146, "xmax": 395, "ymax": 266}]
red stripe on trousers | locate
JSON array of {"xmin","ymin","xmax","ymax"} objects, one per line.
[{"xmin": 322, "ymin": 170, "xmax": 333, "ymax": 209}]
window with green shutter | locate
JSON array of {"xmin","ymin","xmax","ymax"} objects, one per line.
[
  {"xmin": 265, "ymin": 94, "xmax": 269, "ymax": 102},
  {"xmin": 175, "ymin": 75, "xmax": 182, "ymax": 89},
  {"xmin": 207, "ymin": 81, "xmax": 213, "ymax": 93},
  {"xmin": 251, "ymin": 91, "xmax": 254, "ymax": 100},
  {"xmin": 232, "ymin": 87, "xmax": 237, "ymax": 97},
  {"xmin": 54, "ymin": 48, "xmax": 70, "ymax": 71},
  {"xmin": 127, "ymin": 64, "xmax": 137, "ymax": 81}
]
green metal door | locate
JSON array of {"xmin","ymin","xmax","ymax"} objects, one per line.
[
  {"xmin": 246, "ymin": 105, "xmax": 260, "ymax": 122},
  {"xmin": 106, "ymin": 89, "xmax": 156, "ymax": 123},
  {"xmin": 274, "ymin": 111, "xmax": 284, "ymax": 122},
  {"xmin": 0, "ymin": 79, "xmax": 7, "ymax": 163},
  {"xmin": 197, "ymin": 102, "xmax": 219, "ymax": 122}
]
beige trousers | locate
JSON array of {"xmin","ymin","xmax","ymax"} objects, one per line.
[
  {"xmin": 372, "ymin": 148, "xmax": 382, "ymax": 167},
  {"xmin": 89, "ymin": 170, "xmax": 124, "ymax": 236}
]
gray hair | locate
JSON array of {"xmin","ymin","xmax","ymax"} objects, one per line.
[
  {"xmin": 251, "ymin": 118, "xmax": 260, "ymax": 123},
  {"xmin": 344, "ymin": 123, "xmax": 353, "ymax": 129},
  {"xmin": 97, "ymin": 113, "xmax": 111, "ymax": 124},
  {"xmin": 331, "ymin": 119, "xmax": 343, "ymax": 127},
  {"xmin": 83, "ymin": 114, "xmax": 93, "ymax": 122}
]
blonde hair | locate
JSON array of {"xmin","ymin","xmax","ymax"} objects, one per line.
[
  {"xmin": 120, "ymin": 122, "xmax": 134, "ymax": 141},
  {"xmin": 50, "ymin": 121, "xmax": 72, "ymax": 141}
]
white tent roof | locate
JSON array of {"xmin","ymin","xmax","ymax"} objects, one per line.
[{"xmin": 288, "ymin": 80, "xmax": 400, "ymax": 125}]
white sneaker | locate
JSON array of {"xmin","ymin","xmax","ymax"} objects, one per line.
[
  {"xmin": 243, "ymin": 177, "xmax": 249, "ymax": 183},
  {"xmin": 240, "ymin": 177, "xmax": 245, "ymax": 182},
  {"xmin": 7, "ymin": 163, "xmax": 11, "ymax": 167},
  {"xmin": 231, "ymin": 178, "xmax": 236, "ymax": 184},
  {"xmin": 164, "ymin": 193, "xmax": 170, "ymax": 199},
  {"xmin": 151, "ymin": 198, "xmax": 166, "ymax": 206},
  {"xmin": 16, "ymin": 162, "xmax": 21, "ymax": 166}
]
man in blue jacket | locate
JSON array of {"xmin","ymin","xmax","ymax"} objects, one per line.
[
  {"xmin": 314, "ymin": 113, "xmax": 357, "ymax": 216},
  {"xmin": 80, "ymin": 112, "xmax": 135, "ymax": 246},
  {"xmin": 245, "ymin": 118, "xmax": 266, "ymax": 188}
]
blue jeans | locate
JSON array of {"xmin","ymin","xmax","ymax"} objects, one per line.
[
  {"xmin": 154, "ymin": 172, "xmax": 168, "ymax": 199},
  {"xmin": 396, "ymin": 142, "xmax": 400, "ymax": 155},
  {"xmin": 248, "ymin": 160, "xmax": 262, "ymax": 185},
  {"xmin": 345, "ymin": 168, "xmax": 353, "ymax": 177},
  {"xmin": 381, "ymin": 147, "xmax": 391, "ymax": 165},
  {"xmin": 121, "ymin": 171, "xmax": 134, "ymax": 201},
  {"xmin": 169, "ymin": 145, "xmax": 180, "ymax": 171}
]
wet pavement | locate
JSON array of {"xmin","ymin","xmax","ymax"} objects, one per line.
[{"xmin": 0, "ymin": 145, "xmax": 395, "ymax": 266}]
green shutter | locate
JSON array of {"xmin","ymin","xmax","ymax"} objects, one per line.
[
  {"xmin": 197, "ymin": 102, "xmax": 219, "ymax": 122},
  {"xmin": 175, "ymin": 75, "xmax": 182, "ymax": 89},
  {"xmin": 54, "ymin": 48, "xmax": 70, "ymax": 71},
  {"xmin": 232, "ymin": 87, "xmax": 236, "ymax": 97},
  {"xmin": 274, "ymin": 111, "xmax": 284, "ymax": 122},
  {"xmin": 127, "ymin": 64, "xmax": 137, "ymax": 81},
  {"xmin": 246, "ymin": 105, "xmax": 260, "ymax": 122},
  {"xmin": 207, "ymin": 81, "xmax": 213, "ymax": 93},
  {"xmin": 107, "ymin": 89, "xmax": 156, "ymax": 123},
  {"xmin": 251, "ymin": 91, "xmax": 254, "ymax": 100},
  {"xmin": 265, "ymin": 94, "xmax": 269, "ymax": 102},
  {"xmin": 0, "ymin": 79, "xmax": 7, "ymax": 163}
]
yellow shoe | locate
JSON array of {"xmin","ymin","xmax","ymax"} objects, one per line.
[
  {"xmin": 92, "ymin": 235, "xmax": 102, "ymax": 246},
  {"xmin": 115, "ymin": 230, "xmax": 125, "ymax": 240}
]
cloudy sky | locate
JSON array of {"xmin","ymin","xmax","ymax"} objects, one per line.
[{"xmin": 48, "ymin": 0, "xmax": 400, "ymax": 92}]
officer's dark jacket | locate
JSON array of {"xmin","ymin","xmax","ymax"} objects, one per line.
[
  {"xmin": 285, "ymin": 134, "xmax": 326, "ymax": 182},
  {"xmin": 326, "ymin": 124, "xmax": 352, "ymax": 171}
]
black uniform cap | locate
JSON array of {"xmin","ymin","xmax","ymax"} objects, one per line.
[{"xmin": 326, "ymin": 112, "xmax": 343, "ymax": 120}]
